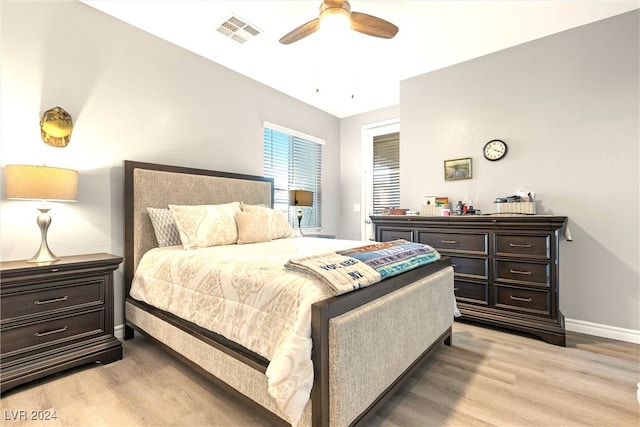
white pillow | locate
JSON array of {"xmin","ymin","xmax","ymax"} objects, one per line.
[
  {"xmin": 241, "ymin": 203, "xmax": 293, "ymax": 239},
  {"xmin": 169, "ymin": 202, "xmax": 241, "ymax": 249}
]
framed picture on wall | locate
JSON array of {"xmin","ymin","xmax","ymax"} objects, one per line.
[{"xmin": 444, "ymin": 157, "xmax": 472, "ymax": 181}]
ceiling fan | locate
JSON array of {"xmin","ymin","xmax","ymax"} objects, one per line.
[{"xmin": 279, "ymin": 0, "xmax": 399, "ymax": 45}]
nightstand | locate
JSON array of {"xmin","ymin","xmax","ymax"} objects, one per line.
[{"xmin": 0, "ymin": 253, "xmax": 123, "ymax": 393}]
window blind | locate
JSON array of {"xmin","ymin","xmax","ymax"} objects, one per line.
[
  {"xmin": 372, "ymin": 132, "xmax": 400, "ymax": 215},
  {"xmin": 263, "ymin": 126, "xmax": 322, "ymax": 228}
]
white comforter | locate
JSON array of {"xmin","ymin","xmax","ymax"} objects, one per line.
[{"xmin": 129, "ymin": 237, "xmax": 367, "ymax": 426}]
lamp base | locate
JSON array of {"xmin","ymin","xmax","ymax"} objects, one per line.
[
  {"xmin": 296, "ymin": 208, "xmax": 304, "ymax": 237},
  {"xmin": 27, "ymin": 247, "xmax": 59, "ymax": 264},
  {"xmin": 27, "ymin": 207, "xmax": 60, "ymax": 263}
]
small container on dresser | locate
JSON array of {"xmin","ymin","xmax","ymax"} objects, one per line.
[{"xmin": 0, "ymin": 253, "xmax": 123, "ymax": 393}]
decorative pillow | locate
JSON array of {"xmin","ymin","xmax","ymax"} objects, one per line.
[
  {"xmin": 235, "ymin": 211, "xmax": 272, "ymax": 244},
  {"xmin": 168, "ymin": 202, "xmax": 241, "ymax": 249},
  {"xmin": 147, "ymin": 207, "xmax": 182, "ymax": 247},
  {"xmin": 241, "ymin": 203, "xmax": 294, "ymax": 239}
]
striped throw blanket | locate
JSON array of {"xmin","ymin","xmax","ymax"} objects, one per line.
[{"xmin": 285, "ymin": 240, "xmax": 441, "ymax": 295}]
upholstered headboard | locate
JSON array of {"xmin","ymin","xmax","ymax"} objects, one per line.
[{"xmin": 123, "ymin": 160, "xmax": 274, "ymax": 294}]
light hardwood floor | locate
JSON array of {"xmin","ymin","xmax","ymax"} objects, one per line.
[{"xmin": 1, "ymin": 321, "xmax": 638, "ymax": 427}]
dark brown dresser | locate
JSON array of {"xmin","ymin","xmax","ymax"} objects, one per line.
[
  {"xmin": 370, "ymin": 215, "xmax": 568, "ymax": 346},
  {"xmin": 0, "ymin": 253, "xmax": 123, "ymax": 393}
]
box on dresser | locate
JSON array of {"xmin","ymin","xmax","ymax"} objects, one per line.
[
  {"xmin": 370, "ymin": 215, "xmax": 568, "ymax": 346},
  {"xmin": 0, "ymin": 253, "xmax": 123, "ymax": 393}
]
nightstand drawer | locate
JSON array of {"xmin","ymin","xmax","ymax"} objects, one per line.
[
  {"xmin": 494, "ymin": 285, "xmax": 550, "ymax": 315},
  {"xmin": 495, "ymin": 260, "xmax": 550, "ymax": 287},
  {"xmin": 1, "ymin": 280, "xmax": 103, "ymax": 320},
  {"xmin": 1, "ymin": 310, "xmax": 104, "ymax": 355},
  {"xmin": 418, "ymin": 232, "xmax": 488, "ymax": 255},
  {"xmin": 494, "ymin": 234, "xmax": 550, "ymax": 259}
]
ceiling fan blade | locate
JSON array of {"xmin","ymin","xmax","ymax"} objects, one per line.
[
  {"xmin": 351, "ymin": 11, "xmax": 398, "ymax": 39},
  {"xmin": 279, "ymin": 18, "xmax": 320, "ymax": 44}
]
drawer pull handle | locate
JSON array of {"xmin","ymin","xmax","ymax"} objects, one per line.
[
  {"xmin": 509, "ymin": 295, "xmax": 532, "ymax": 302},
  {"xmin": 453, "ymin": 287, "xmax": 460, "ymax": 291},
  {"xmin": 451, "ymin": 263, "xmax": 458, "ymax": 268},
  {"xmin": 34, "ymin": 326, "xmax": 68, "ymax": 337},
  {"xmin": 442, "ymin": 240, "xmax": 458, "ymax": 244},
  {"xmin": 509, "ymin": 243, "xmax": 532, "ymax": 248},
  {"xmin": 509, "ymin": 269, "xmax": 532, "ymax": 275},
  {"xmin": 35, "ymin": 296, "xmax": 69, "ymax": 305}
]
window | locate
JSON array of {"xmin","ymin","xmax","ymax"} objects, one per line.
[
  {"xmin": 263, "ymin": 122, "xmax": 322, "ymax": 229},
  {"xmin": 372, "ymin": 132, "xmax": 400, "ymax": 215}
]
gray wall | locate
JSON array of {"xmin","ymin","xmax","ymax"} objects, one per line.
[
  {"xmin": 339, "ymin": 11, "xmax": 639, "ymax": 334},
  {"xmin": 0, "ymin": 1, "xmax": 341, "ymax": 328},
  {"xmin": 399, "ymin": 11, "xmax": 639, "ymax": 332}
]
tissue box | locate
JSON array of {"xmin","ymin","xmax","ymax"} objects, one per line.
[{"xmin": 495, "ymin": 202, "xmax": 536, "ymax": 214}]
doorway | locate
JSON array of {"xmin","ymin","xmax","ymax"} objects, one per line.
[{"xmin": 360, "ymin": 118, "xmax": 400, "ymax": 240}]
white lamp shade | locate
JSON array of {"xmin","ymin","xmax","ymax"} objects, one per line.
[{"xmin": 5, "ymin": 164, "xmax": 78, "ymax": 202}]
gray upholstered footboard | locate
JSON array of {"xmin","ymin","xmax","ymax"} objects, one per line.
[{"xmin": 326, "ymin": 266, "xmax": 454, "ymax": 426}]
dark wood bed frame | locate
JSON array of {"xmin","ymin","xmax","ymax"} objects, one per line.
[{"xmin": 122, "ymin": 160, "xmax": 452, "ymax": 426}]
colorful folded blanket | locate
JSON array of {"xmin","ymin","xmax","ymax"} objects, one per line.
[{"xmin": 285, "ymin": 240, "xmax": 440, "ymax": 295}]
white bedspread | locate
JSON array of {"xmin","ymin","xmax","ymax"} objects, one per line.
[{"xmin": 129, "ymin": 237, "xmax": 369, "ymax": 426}]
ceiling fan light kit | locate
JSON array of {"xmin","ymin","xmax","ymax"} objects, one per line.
[
  {"xmin": 319, "ymin": 0, "xmax": 351, "ymax": 32},
  {"xmin": 279, "ymin": 0, "xmax": 398, "ymax": 45}
]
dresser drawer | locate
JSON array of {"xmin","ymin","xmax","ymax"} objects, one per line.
[
  {"xmin": 1, "ymin": 280, "xmax": 103, "ymax": 320},
  {"xmin": 1, "ymin": 310, "xmax": 104, "ymax": 355},
  {"xmin": 418, "ymin": 232, "xmax": 488, "ymax": 254},
  {"xmin": 451, "ymin": 256, "xmax": 487, "ymax": 280},
  {"xmin": 495, "ymin": 260, "xmax": 550, "ymax": 287},
  {"xmin": 454, "ymin": 279, "xmax": 488, "ymax": 305},
  {"xmin": 494, "ymin": 285, "xmax": 550, "ymax": 315},
  {"xmin": 379, "ymin": 228, "xmax": 413, "ymax": 242},
  {"xmin": 494, "ymin": 234, "xmax": 550, "ymax": 259}
]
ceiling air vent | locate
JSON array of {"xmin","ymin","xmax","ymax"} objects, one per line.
[{"xmin": 216, "ymin": 15, "xmax": 261, "ymax": 44}]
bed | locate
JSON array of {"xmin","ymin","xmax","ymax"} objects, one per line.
[{"xmin": 122, "ymin": 160, "xmax": 455, "ymax": 426}]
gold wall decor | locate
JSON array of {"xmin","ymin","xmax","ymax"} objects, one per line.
[{"xmin": 40, "ymin": 106, "xmax": 73, "ymax": 147}]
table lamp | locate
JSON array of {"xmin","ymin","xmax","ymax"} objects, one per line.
[
  {"xmin": 5, "ymin": 164, "xmax": 78, "ymax": 263},
  {"xmin": 288, "ymin": 189, "xmax": 313, "ymax": 237}
]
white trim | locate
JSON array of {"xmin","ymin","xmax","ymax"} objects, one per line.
[
  {"xmin": 565, "ymin": 318, "xmax": 640, "ymax": 344},
  {"xmin": 360, "ymin": 118, "xmax": 400, "ymax": 240},
  {"xmin": 263, "ymin": 121, "xmax": 325, "ymax": 145},
  {"xmin": 114, "ymin": 324, "xmax": 125, "ymax": 340}
]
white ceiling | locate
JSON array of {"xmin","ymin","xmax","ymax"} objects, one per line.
[{"xmin": 81, "ymin": 1, "xmax": 638, "ymax": 118}]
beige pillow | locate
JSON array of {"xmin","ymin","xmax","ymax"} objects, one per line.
[
  {"xmin": 241, "ymin": 203, "xmax": 293, "ymax": 239},
  {"xmin": 169, "ymin": 202, "xmax": 241, "ymax": 249},
  {"xmin": 235, "ymin": 211, "xmax": 272, "ymax": 244}
]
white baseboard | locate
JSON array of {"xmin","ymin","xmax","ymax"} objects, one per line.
[
  {"xmin": 114, "ymin": 324, "xmax": 125, "ymax": 340},
  {"xmin": 565, "ymin": 318, "xmax": 640, "ymax": 344}
]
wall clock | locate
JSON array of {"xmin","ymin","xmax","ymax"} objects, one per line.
[{"xmin": 483, "ymin": 139, "xmax": 508, "ymax": 161}]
